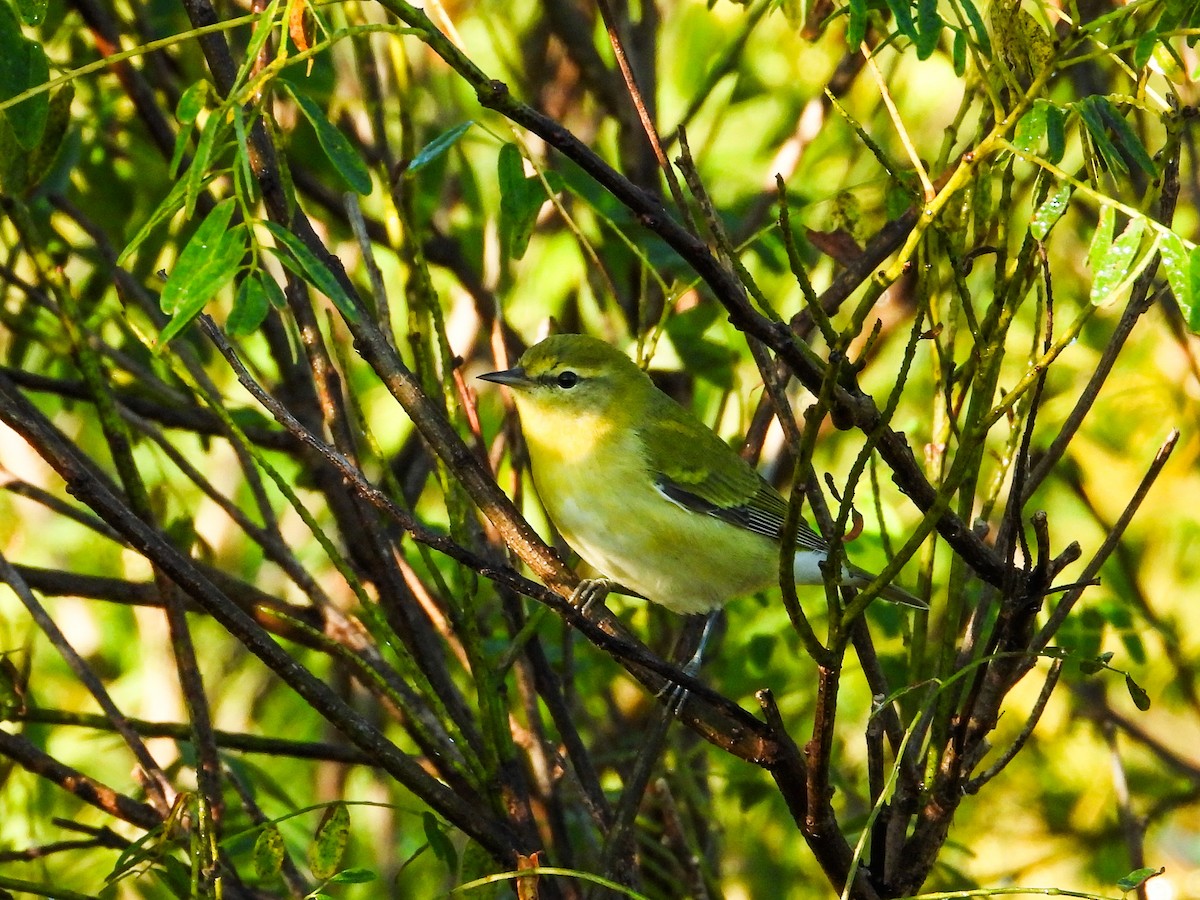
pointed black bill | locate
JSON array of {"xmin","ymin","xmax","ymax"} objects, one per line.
[
  {"xmin": 477, "ymin": 367, "xmax": 530, "ymax": 388},
  {"xmin": 478, "ymin": 366, "xmax": 530, "ymax": 387}
]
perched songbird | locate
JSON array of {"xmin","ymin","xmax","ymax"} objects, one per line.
[{"xmin": 479, "ymin": 334, "xmax": 924, "ymax": 617}]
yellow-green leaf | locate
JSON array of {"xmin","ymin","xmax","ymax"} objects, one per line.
[{"xmin": 308, "ymin": 802, "xmax": 350, "ymax": 881}]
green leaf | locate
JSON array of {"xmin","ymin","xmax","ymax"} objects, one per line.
[
  {"xmin": 1045, "ymin": 103, "xmax": 1065, "ymax": 163},
  {"xmin": 847, "ymin": 0, "xmax": 868, "ymax": 47},
  {"xmin": 118, "ymin": 171, "xmax": 220, "ymax": 267},
  {"xmin": 883, "ymin": 0, "xmax": 916, "ymax": 39},
  {"xmin": 497, "ymin": 142, "xmax": 549, "ymax": 261},
  {"xmin": 955, "ymin": 0, "xmax": 991, "ymax": 55},
  {"xmin": 1029, "ymin": 182, "xmax": 1071, "ymax": 241},
  {"xmin": 1188, "ymin": 247, "xmax": 1200, "ymax": 333},
  {"xmin": 14, "ymin": 0, "xmax": 47, "ymax": 25},
  {"xmin": 1095, "ymin": 96, "xmax": 1157, "ymax": 177},
  {"xmin": 159, "ymin": 221, "xmax": 248, "ymax": 345},
  {"xmin": 1078, "ymin": 96, "xmax": 1126, "ymax": 175},
  {"xmin": 1120, "ymin": 631, "xmax": 1147, "ymax": 666},
  {"xmin": 1087, "ymin": 206, "xmax": 1116, "ymax": 274},
  {"xmin": 263, "ymin": 221, "xmax": 360, "ymax": 321},
  {"xmin": 746, "ymin": 633, "xmax": 775, "ymax": 671},
  {"xmin": 21, "ymin": 82, "xmax": 71, "ymax": 191},
  {"xmin": 423, "ymin": 812, "xmax": 458, "ymax": 876},
  {"xmin": 160, "ymin": 198, "xmax": 237, "ymax": 312},
  {"xmin": 252, "ymin": 823, "xmax": 286, "ymax": 881},
  {"xmin": 185, "ymin": 107, "xmax": 227, "ymax": 218},
  {"xmin": 328, "ymin": 867, "xmax": 376, "ymax": 884},
  {"xmin": 260, "ymin": 271, "xmax": 288, "ymax": 309},
  {"xmin": 915, "ymin": 0, "xmax": 942, "ymax": 58},
  {"xmin": 284, "ymin": 84, "xmax": 372, "ymax": 195},
  {"xmin": 308, "ymin": 802, "xmax": 350, "ymax": 881},
  {"xmin": 408, "ymin": 120, "xmax": 473, "ymax": 175},
  {"xmin": 1117, "ymin": 867, "xmax": 1163, "ymax": 892},
  {"xmin": 0, "ymin": 5, "xmax": 50, "ymax": 150},
  {"xmin": 1090, "ymin": 217, "xmax": 1145, "ymax": 304},
  {"xmin": 1013, "ymin": 101, "xmax": 1048, "ymax": 154},
  {"xmin": 1133, "ymin": 31, "xmax": 1159, "ymax": 69},
  {"xmin": 1125, "ymin": 674, "xmax": 1151, "ymax": 711},
  {"xmin": 951, "ymin": 28, "xmax": 967, "ymax": 75},
  {"xmin": 228, "ymin": 273, "xmax": 271, "ymax": 336},
  {"xmin": 1160, "ymin": 231, "xmax": 1193, "ymax": 317},
  {"xmin": 176, "ymin": 81, "xmax": 209, "ymax": 125}
]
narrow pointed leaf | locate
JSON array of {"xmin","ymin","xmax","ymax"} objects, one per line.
[
  {"xmin": 955, "ymin": 0, "xmax": 991, "ymax": 55},
  {"xmin": 1160, "ymin": 231, "xmax": 1193, "ymax": 316},
  {"xmin": 1087, "ymin": 206, "xmax": 1115, "ymax": 273},
  {"xmin": 263, "ymin": 221, "xmax": 360, "ymax": 320},
  {"xmin": 159, "ymin": 215, "xmax": 248, "ymax": 345},
  {"xmin": 284, "ymin": 85, "xmax": 372, "ymax": 194},
  {"xmin": 160, "ymin": 198, "xmax": 238, "ymax": 314},
  {"xmin": 407, "ymin": 120, "xmax": 474, "ymax": 174}
]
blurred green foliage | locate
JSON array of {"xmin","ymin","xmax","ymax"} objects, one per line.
[{"xmin": 1, "ymin": 0, "xmax": 1199, "ymax": 897}]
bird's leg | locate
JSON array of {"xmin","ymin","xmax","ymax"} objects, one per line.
[
  {"xmin": 682, "ymin": 610, "xmax": 722, "ymax": 677},
  {"xmin": 659, "ymin": 610, "xmax": 723, "ymax": 716},
  {"xmin": 569, "ymin": 578, "xmax": 617, "ymax": 620}
]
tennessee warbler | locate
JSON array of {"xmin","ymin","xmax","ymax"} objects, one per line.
[{"xmin": 480, "ymin": 334, "xmax": 924, "ymax": 615}]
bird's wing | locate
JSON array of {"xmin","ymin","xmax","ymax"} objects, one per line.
[{"xmin": 641, "ymin": 399, "xmax": 828, "ymax": 553}]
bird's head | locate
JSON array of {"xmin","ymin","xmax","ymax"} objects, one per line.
[{"xmin": 478, "ymin": 334, "xmax": 651, "ymax": 424}]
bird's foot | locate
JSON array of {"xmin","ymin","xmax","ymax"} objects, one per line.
[
  {"xmin": 569, "ymin": 578, "xmax": 617, "ymax": 620},
  {"xmin": 656, "ymin": 681, "xmax": 691, "ymax": 717},
  {"xmin": 654, "ymin": 611, "xmax": 721, "ymax": 717}
]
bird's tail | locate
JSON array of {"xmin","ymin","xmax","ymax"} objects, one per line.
[{"xmin": 847, "ymin": 564, "xmax": 927, "ymax": 610}]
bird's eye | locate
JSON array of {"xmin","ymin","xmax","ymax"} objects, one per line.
[{"xmin": 556, "ymin": 371, "xmax": 580, "ymax": 389}]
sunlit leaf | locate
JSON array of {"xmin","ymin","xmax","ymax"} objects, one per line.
[
  {"xmin": 159, "ymin": 204, "xmax": 248, "ymax": 345},
  {"xmin": 308, "ymin": 802, "xmax": 350, "ymax": 881},
  {"xmin": 1118, "ymin": 867, "xmax": 1163, "ymax": 892},
  {"xmin": 1159, "ymin": 231, "xmax": 1193, "ymax": 318},
  {"xmin": 1029, "ymin": 182, "xmax": 1071, "ymax": 240},
  {"xmin": 1086, "ymin": 205, "xmax": 1115, "ymax": 274},
  {"xmin": 176, "ymin": 80, "xmax": 209, "ymax": 125},
  {"xmin": 1089, "ymin": 217, "xmax": 1145, "ymax": 303}
]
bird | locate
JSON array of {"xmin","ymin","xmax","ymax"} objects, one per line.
[{"xmin": 479, "ymin": 333, "xmax": 925, "ymax": 630}]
